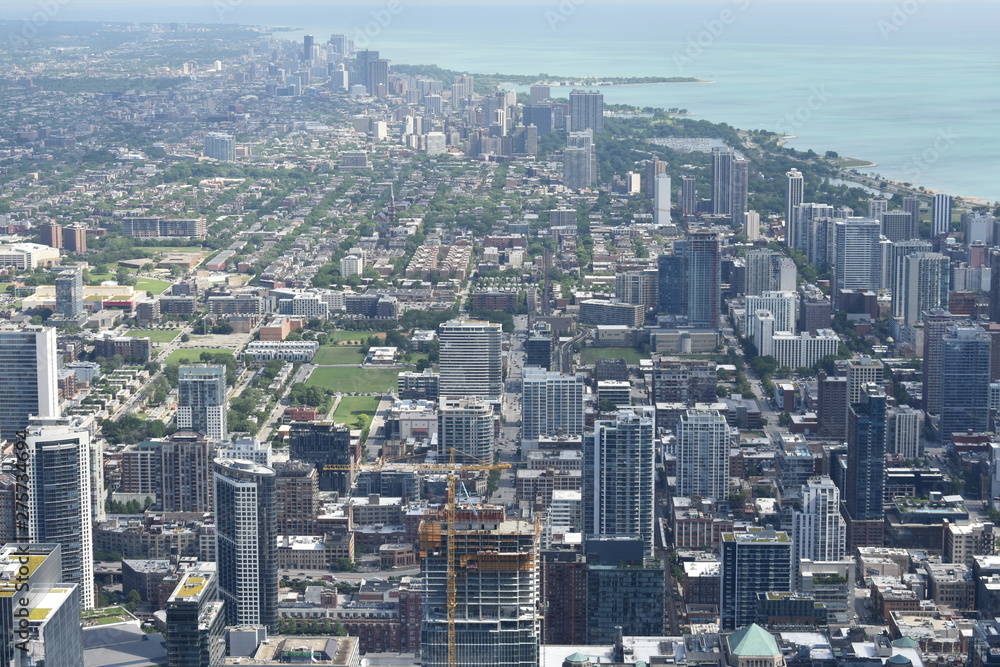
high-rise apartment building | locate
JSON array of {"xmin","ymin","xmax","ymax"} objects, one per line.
[
  {"xmin": 563, "ymin": 130, "xmax": 596, "ymax": 190},
  {"xmin": 654, "ymin": 173, "xmax": 671, "ymax": 226},
  {"xmin": 39, "ymin": 222, "xmax": 62, "ymax": 249},
  {"xmin": 367, "ymin": 58, "xmax": 389, "ymax": 97},
  {"xmin": 165, "ymin": 563, "xmax": 226, "ymax": 667},
  {"xmin": 0, "ymin": 544, "xmax": 82, "ymax": 667},
  {"xmin": 681, "ymin": 174, "xmax": 697, "ymax": 214},
  {"xmin": 720, "ymin": 530, "xmax": 793, "ymax": 631},
  {"xmin": 868, "ymin": 196, "xmax": 888, "ymax": 223},
  {"xmin": 882, "ymin": 210, "xmax": 916, "ymax": 242},
  {"xmin": 845, "ymin": 384, "xmax": 887, "ymax": 549},
  {"xmin": 274, "ymin": 461, "xmax": 320, "ymax": 536},
  {"xmin": 584, "ymin": 407, "xmax": 655, "ymax": 554},
  {"xmin": 287, "ymin": 421, "xmax": 355, "ymax": 494},
  {"xmin": 419, "ymin": 507, "xmax": 540, "ymax": 667},
  {"xmin": 745, "ymin": 291, "xmax": 799, "ymax": 335},
  {"xmin": 941, "ymin": 326, "xmax": 991, "ymax": 446},
  {"xmin": 902, "ymin": 196, "xmax": 922, "ymax": 230},
  {"xmin": 792, "ymin": 477, "xmax": 846, "ymax": 586},
  {"xmin": 437, "ymin": 397, "xmax": 495, "ymax": 463},
  {"xmin": 922, "ymin": 309, "xmax": 954, "ymax": 416},
  {"xmin": 204, "ymin": 133, "xmax": 236, "ymax": 162},
  {"xmin": 25, "ymin": 416, "xmax": 96, "ymax": 608},
  {"xmin": 438, "ymin": 319, "xmax": 503, "ymax": 400},
  {"xmin": 583, "ymin": 537, "xmax": 664, "ymax": 643},
  {"xmin": 932, "ymin": 194, "xmax": 952, "ymax": 236},
  {"xmin": 785, "ymin": 168, "xmax": 804, "ymax": 244},
  {"xmin": 686, "ymin": 231, "xmax": 721, "ymax": 328},
  {"xmin": 177, "ymin": 365, "xmax": 228, "ymax": 441},
  {"xmin": 833, "ymin": 217, "xmax": 881, "ymax": 310},
  {"xmin": 712, "ymin": 147, "xmax": 748, "ymax": 227},
  {"xmin": 160, "ymin": 430, "xmax": 214, "ymax": 513},
  {"xmin": 521, "ymin": 368, "xmax": 584, "ymax": 442},
  {"xmin": 886, "ymin": 407, "xmax": 922, "ymax": 459},
  {"xmin": 889, "ymin": 240, "xmax": 933, "ymax": 318},
  {"xmin": 54, "ymin": 267, "xmax": 84, "ymax": 320},
  {"xmin": 615, "ymin": 269, "xmax": 659, "ymax": 312},
  {"xmin": 657, "ymin": 245, "xmax": 687, "ymax": 316},
  {"xmin": 744, "ymin": 250, "xmax": 797, "ymax": 297},
  {"xmin": 0, "ymin": 327, "xmax": 58, "ymax": 442},
  {"xmin": 676, "ymin": 408, "xmax": 730, "ymax": 500},
  {"xmin": 898, "ymin": 252, "xmax": 950, "ymax": 325},
  {"xmin": 214, "ymin": 458, "xmax": 277, "ymax": 631},
  {"xmin": 568, "ymin": 89, "xmax": 603, "ymax": 133}
]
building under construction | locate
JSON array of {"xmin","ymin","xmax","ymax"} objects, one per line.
[{"xmin": 419, "ymin": 505, "xmax": 541, "ymax": 667}]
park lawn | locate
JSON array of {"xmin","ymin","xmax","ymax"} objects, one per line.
[
  {"xmin": 313, "ymin": 345, "xmax": 365, "ymax": 365},
  {"xmin": 580, "ymin": 347, "xmax": 648, "ymax": 365},
  {"xmin": 306, "ymin": 367, "xmax": 398, "ymax": 394},
  {"xmin": 325, "ymin": 331, "xmax": 385, "ymax": 344},
  {"xmin": 134, "ymin": 277, "xmax": 172, "ymax": 295},
  {"xmin": 125, "ymin": 329, "xmax": 179, "ymax": 343},
  {"xmin": 166, "ymin": 348, "xmax": 234, "ymax": 365},
  {"xmin": 334, "ymin": 396, "xmax": 380, "ymax": 423},
  {"xmin": 85, "ymin": 272, "xmax": 116, "ymax": 285}
]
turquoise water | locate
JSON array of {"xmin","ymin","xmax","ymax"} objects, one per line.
[{"xmin": 9, "ymin": 1, "xmax": 999, "ymax": 200}]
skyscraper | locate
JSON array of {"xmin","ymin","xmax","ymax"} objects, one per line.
[
  {"xmin": 711, "ymin": 147, "xmax": 748, "ymax": 227},
  {"xmin": 845, "ymin": 384, "xmax": 887, "ymax": 549},
  {"xmin": 584, "ymin": 407, "xmax": 655, "ymax": 554},
  {"xmin": 0, "ymin": 327, "xmax": 58, "ymax": 442},
  {"xmin": 437, "ymin": 397, "xmax": 495, "ymax": 463},
  {"xmin": 419, "ymin": 508, "xmax": 540, "ymax": 667},
  {"xmin": 644, "ymin": 158, "xmax": 666, "ymax": 200},
  {"xmin": 720, "ymin": 530, "xmax": 793, "ymax": 631},
  {"xmin": 302, "ymin": 33, "xmax": 314, "ymax": 61},
  {"xmin": 367, "ymin": 58, "xmax": 389, "ymax": 97},
  {"xmin": 521, "ymin": 368, "xmax": 584, "ymax": 442},
  {"xmin": 568, "ymin": 89, "xmax": 603, "ymax": 133},
  {"xmin": 214, "ymin": 458, "xmax": 277, "ymax": 631},
  {"xmin": 881, "ymin": 210, "xmax": 916, "ymax": 242},
  {"xmin": 923, "ymin": 309, "xmax": 954, "ymax": 416},
  {"xmin": 932, "ymin": 193, "xmax": 952, "ymax": 236},
  {"xmin": 25, "ymin": 416, "xmax": 96, "ymax": 608},
  {"xmin": 654, "ymin": 173, "xmax": 671, "ymax": 226},
  {"xmin": 54, "ymin": 267, "xmax": 83, "ymax": 321},
  {"xmin": 902, "ymin": 196, "xmax": 922, "ymax": 232},
  {"xmin": 889, "ymin": 239, "xmax": 933, "ymax": 318},
  {"xmin": 745, "ymin": 291, "xmax": 799, "ymax": 335},
  {"xmin": 0, "ymin": 544, "xmax": 82, "ymax": 667},
  {"xmin": 785, "ymin": 168, "xmax": 804, "ymax": 244},
  {"xmin": 288, "ymin": 421, "xmax": 355, "ymax": 493},
  {"xmin": 203, "ymin": 133, "xmax": 235, "ymax": 162},
  {"xmin": 177, "ymin": 365, "xmax": 228, "ymax": 441},
  {"xmin": 676, "ymin": 408, "xmax": 730, "ymax": 500},
  {"xmin": 686, "ymin": 231, "xmax": 721, "ymax": 328},
  {"xmin": 792, "ymin": 477, "xmax": 846, "ymax": 586},
  {"xmin": 744, "ymin": 250, "xmax": 797, "ymax": 297},
  {"xmin": 791, "ymin": 202, "xmax": 836, "ymax": 266},
  {"xmin": 165, "ymin": 563, "xmax": 226, "ymax": 667},
  {"xmin": 563, "ymin": 130, "xmax": 596, "ymax": 190},
  {"xmin": 160, "ymin": 430, "xmax": 214, "ymax": 513},
  {"xmin": 681, "ymin": 174, "xmax": 698, "ymax": 214},
  {"xmin": 529, "ymin": 84, "xmax": 550, "ymax": 104},
  {"xmin": 354, "ymin": 49, "xmax": 378, "ymax": 89},
  {"xmin": 941, "ymin": 326, "xmax": 991, "ymax": 446},
  {"xmin": 832, "ymin": 217, "xmax": 881, "ymax": 311},
  {"xmin": 438, "ymin": 319, "xmax": 503, "ymax": 399},
  {"xmin": 868, "ymin": 196, "xmax": 888, "ymax": 223},
  {"xmin": 899, "ymin": 252, "xmax": 950, "ymax": 325},
  {"xmin": 657, "ymin": 244, "xmax": 687, "ymax": 316}
]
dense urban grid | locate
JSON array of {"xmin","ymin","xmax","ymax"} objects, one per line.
[{"xmin": 0, "ymin": 19, "xmax": 999, "ymax": 667}]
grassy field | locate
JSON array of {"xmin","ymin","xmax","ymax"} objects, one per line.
[
  {"xmin": 580, "ymin": 347, "xmax": 648, "ymax": 365},
  {"xmin": 134, "ymin": 277, "xmax": 172, "ymax": 294},
  {"xmin": 125, "ymin": 329, "xmax": 179, "ymax": 343},
  {"xmin": 306, "ymin": 367, "xmax": 398, "ymax": 393},
  {"xmin": 325, "ymin": 331, "xmax": 385, "ymax": 344},
  {"xmin": 166, "ymin": 348, "xmax": 234, "ymax": 365},
  {"xmin": 85, "ymin": 272, "xmax": 116, "ymax": 285},
  {"xmin": 334, "ymin": 396, "xmax": 380, "ymax": 423},
  {"xmin": 313, "ymin": 345, "xmax": 365, "ymax": 365}
]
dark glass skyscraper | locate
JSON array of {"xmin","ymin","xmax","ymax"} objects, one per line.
[
  {"xmin": 657, "ymin": 242, "xmax": 687, "ymax": 316},
  {"xmin": 845, "ymin": 384, "xmax": 886, "ymax": 549},
  {"xmin": 941, "ymin": 326, "xmax": 991, "ymax": 445},
  {"xmin": 214, "ymin": 459, "xmax": 277, "ymax": 631},
  {"xmin": 686, "ymin": 231, "xmax": 721, "ymax": 328}
]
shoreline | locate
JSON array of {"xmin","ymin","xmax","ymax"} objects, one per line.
[{"xmin": 543, "ymin": 81, "xmax": 715, "ymax": 87}]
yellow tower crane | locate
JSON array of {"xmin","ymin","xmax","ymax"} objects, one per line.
[{"xmin": 324, "ymin": 448, "xmax": 511, "ymax": 667}]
